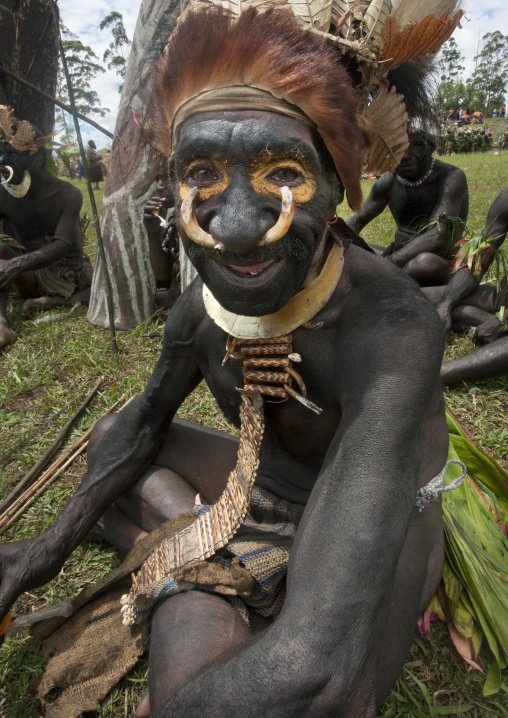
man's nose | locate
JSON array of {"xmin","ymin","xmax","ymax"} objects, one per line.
[{"xmin": 197, "ymin": 177, "xmax": 277, "ymax": 254}]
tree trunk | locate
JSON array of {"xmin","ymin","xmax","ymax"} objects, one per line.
[
  {"xmin": 87, "ymin": 0, "xmax": 188, "ymax": 330},
  {"xmin": 0, "ymin": 0, "xmax": 59, "ymax": 135}
]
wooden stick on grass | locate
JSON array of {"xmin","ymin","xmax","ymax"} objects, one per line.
[
  {"xmin": 0, "ymin": 392, "xmax": 135, "ymax": 533},
  {"xmin": 0, "ymin": 377, "xmax": 103, "ymax": 517}
]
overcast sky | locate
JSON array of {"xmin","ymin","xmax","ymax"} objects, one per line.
[{"xmin": 57, "ymin": 0, "xmax": 508, "ymax": 148}]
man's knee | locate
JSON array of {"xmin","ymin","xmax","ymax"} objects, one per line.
[{"xmin": 404, "ymin": 252, "xmax": 448, "ymax": 283}]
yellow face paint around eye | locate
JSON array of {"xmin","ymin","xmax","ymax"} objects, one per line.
[
  {"xmin": 179, "ymin": 159, "xmax": 230, "ymax": 202},
  {"xmin": 250, "ymin": 159, "xmax": 316, "ymax": 204}
]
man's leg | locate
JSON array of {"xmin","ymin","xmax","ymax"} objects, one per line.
[
  {"xmin": 141, "ymin": 497, "xmax": 444, "ymax": 718},
  {"xmin": 450, "ymin": 305, "xmax": 502, "ymax": 344},
  {"xmin": 22, "ymin": 266, "xmax": 93, "ymax": 316},
  {"xmin": 87, "ymin": 414, "xmax": 245, "ymax": 716},
  {"xmin": 86, "ymin": 415, "xmax": 239, "ymax": 553},
  {"xmin": 148, "ymin": 591, "xmax": 253, "ymax": 715},
  {"xmin": 0, "ymin": 242, "xmax": 38, "ymax": 348},
  {"xmin": 402, "ymin": 252, "xmax": 450, "ymax": 285},
  {"xmin": 0, "ymin": 290, "xmax": 17, "ymax": 348}
]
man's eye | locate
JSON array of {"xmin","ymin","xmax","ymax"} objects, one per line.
[
  {"xmin": 187, "ymin": 165, "xmax": 220, "ymax": 184},
  {"xmin": 267, "ymin": 167, "xmax": 302, "ymax": 184}
]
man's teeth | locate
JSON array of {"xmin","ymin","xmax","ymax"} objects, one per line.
[{"xmin": 250, "ymin": 270, "xmax": 259, "ymax": 276}]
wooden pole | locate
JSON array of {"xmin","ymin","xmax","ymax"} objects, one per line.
[
  {"xmin": 0, "ymin": 65, "xmax": 114, "ymax": 139},
  {"xmin": 0, "ymin": 377, "xmax": 103, "ymax": 516},
  {"xmin": 52, "ymin": 6, "xmax": 118, "ymax": 352}
]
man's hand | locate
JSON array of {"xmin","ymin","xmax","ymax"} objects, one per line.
[
  {"xmin": 0, "ymin": 257, "xmax": 21, "ymax": 290},
  {"xmin": 436, "ymin": 301, "xmax": 453, "ymax": 333},
  {"xmin": 144, "ymin": 199, "xmax": 168, "ymax": 235},
  {"xmin": 0, "ymin": 536, "xmax": 63, "ymax": 636}
]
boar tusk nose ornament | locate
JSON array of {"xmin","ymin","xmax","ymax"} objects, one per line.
[
  {"xmin": 0, "ymin": 166, "xmax": 14, "ymax": 185},
  {"xmin": 181, "ymin": 187, "xmax": 225, "ymax": 251},
  {"xmin": 258, "ymin": 186, "xmax": 295, "ymax": 246},
  {"xmin": 180, "ymin": 185, "xmax": 295, "ymax": 251}
]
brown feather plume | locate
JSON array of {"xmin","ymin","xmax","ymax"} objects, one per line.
[{"xmin": 151, "ymin": 6, "xmax": 368, "ymax": 210}]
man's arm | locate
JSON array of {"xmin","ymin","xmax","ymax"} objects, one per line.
[
  {"xmin": 0, "ymin": 295, "xmax": 203, "ymax": 623},
  {"xmin": 386, "ymin": 167, "xmax": 468, "ymax": 268},
  {"xmin": 0, "ymin": 183, "xmax": 83, "ymax": 289},
  {"xmin": 346, "ymin": 175, "xmax": 392, "ymax": 235},
  {"xmin": 435, "ymin": 187, "xmax": 508, "ymax": 330},
  {"xmin": 157, "ymin": 285, "xmax": 446, "ymax": 717}
]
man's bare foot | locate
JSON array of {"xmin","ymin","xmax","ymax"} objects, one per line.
[
  {"xmin": 136, "ymin": 690, "xmax": 150, "ymax": 717},
  {"xmin": 22, "ymin": 296, "xmax": 68, "ymax": 317},
  {"xmin": 474, "ymin": 316, "xmax": 502, "ymax": 345},
  {"xmin": 0, "ymin": 322, "xmax": 17, "ymax": 349}
]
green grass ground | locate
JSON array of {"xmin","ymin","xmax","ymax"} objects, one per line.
[{"xmin": 0, "ymin": 154, "xmax": 507, "ymax": 716}]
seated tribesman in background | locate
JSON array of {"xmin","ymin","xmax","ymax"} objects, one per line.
[
  {"xmin": 143, "ymin": 165, "xmax": 180, "ymax": 309},
  {"xmin": 424, "ymin": 187, "xmax": 508, "ymax": 345},
  {"xmin": 346, "ymin": 128, "xmax": 469, "ymax": 285},
  {"xmin": 0, "ymin": 107, "xmax": 91, "ymax": 349},
  {"xmin": 0, "ymin": 6, "xmax": 465, "ymax": 718}
]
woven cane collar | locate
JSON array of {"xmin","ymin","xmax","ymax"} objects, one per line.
[{"xmin": 224, "ymin": 333, "xmax": 322, "ymax": 415}]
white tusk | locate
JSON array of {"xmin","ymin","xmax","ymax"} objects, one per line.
[
  {"xmin": 180, "ymin": 186, "xmax": 224, "ymax": 251},
  {"xmin": 258, "ymin": 186, "xmax": 295, "ymax": 246},
  {"xmin": 0, "ymin": 166, "xmax": 14, "ymax": 185}
]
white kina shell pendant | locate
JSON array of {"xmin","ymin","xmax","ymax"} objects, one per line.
[
  {"xmin": 203, "ymin": 242, "xmax": 344, "ymax": 339},
  {"xmin": 2, "ymin": 170, "xmax": 31, "ymax": 198}
]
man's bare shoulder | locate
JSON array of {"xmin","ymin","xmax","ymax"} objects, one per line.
[
  {"xmin": 47, "ymin": 175, "xmax": 83, "ymax": 207},
  {"xmin": 433, "ymin": 159, "xmax": 467, "ymax": 183},
  {"xmin": 370, "ymin": 171, "xmax": 396, "ymax": 195}
]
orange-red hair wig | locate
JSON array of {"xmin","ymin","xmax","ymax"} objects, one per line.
[{"xmin": 151, "ymin": 6, "xmax": 367, "ymax": 211}]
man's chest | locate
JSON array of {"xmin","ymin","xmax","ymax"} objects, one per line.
[
  {"xmin": 198, "ymin": 324, "xmax": 343, "ymax": 463},
  {"xmin": 389, "ymin": 184, "xmax": 440, "ymax": 228},
  {"xmin": 2, "ymin": 195, "xmax": 61, "ymax": 242}
]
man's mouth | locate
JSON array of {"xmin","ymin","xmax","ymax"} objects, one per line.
[
  {"xmin": 211, "ymin": 257, "xmax": 285, "ymax": 287},
  {"xmin": 226, "ymin": 259, "xmax": 276, "ymax": 277}
]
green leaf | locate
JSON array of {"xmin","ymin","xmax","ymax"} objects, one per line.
[{"xmin": 483, "ymin": 658, "xmax": 502, "ymax": 696}]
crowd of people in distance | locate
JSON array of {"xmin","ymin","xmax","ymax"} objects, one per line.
[{"xmin": 437, "ymin": 127, "xmax": 499, "ymax": 154}]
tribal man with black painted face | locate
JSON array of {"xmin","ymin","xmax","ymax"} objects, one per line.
[
  {"xmin": 0, "ymin": 108, "xmax": 91, "ymax": 349},
  {"xmin": 176, "ymin": 110, "xmax": 341, "ymax": 317},
  {"xmin": 347, "ymin": 130, "xmax": 469, "ymax": 285},
  {"xmin": 0, "ymin": 7, "xmax": 460, "ymax": 718}
]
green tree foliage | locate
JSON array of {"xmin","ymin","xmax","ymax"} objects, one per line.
[
  {"xmin": 54, "ymin": 23, "xmax": 110, "ymax": 143},
  {"xmin": 436, "ymin": 38, "xmax": 466, "ymax": 112},
  {"xmin": 469, "ymin": 32, "xmax": 508, "ymax": 115},
  {"xmin": 436, "ymin": 33, "xmax": 508, "ymax": 116},
  {"xmin": 100, "ymin": 11, "xmax": 132, "ymax": 93}
]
